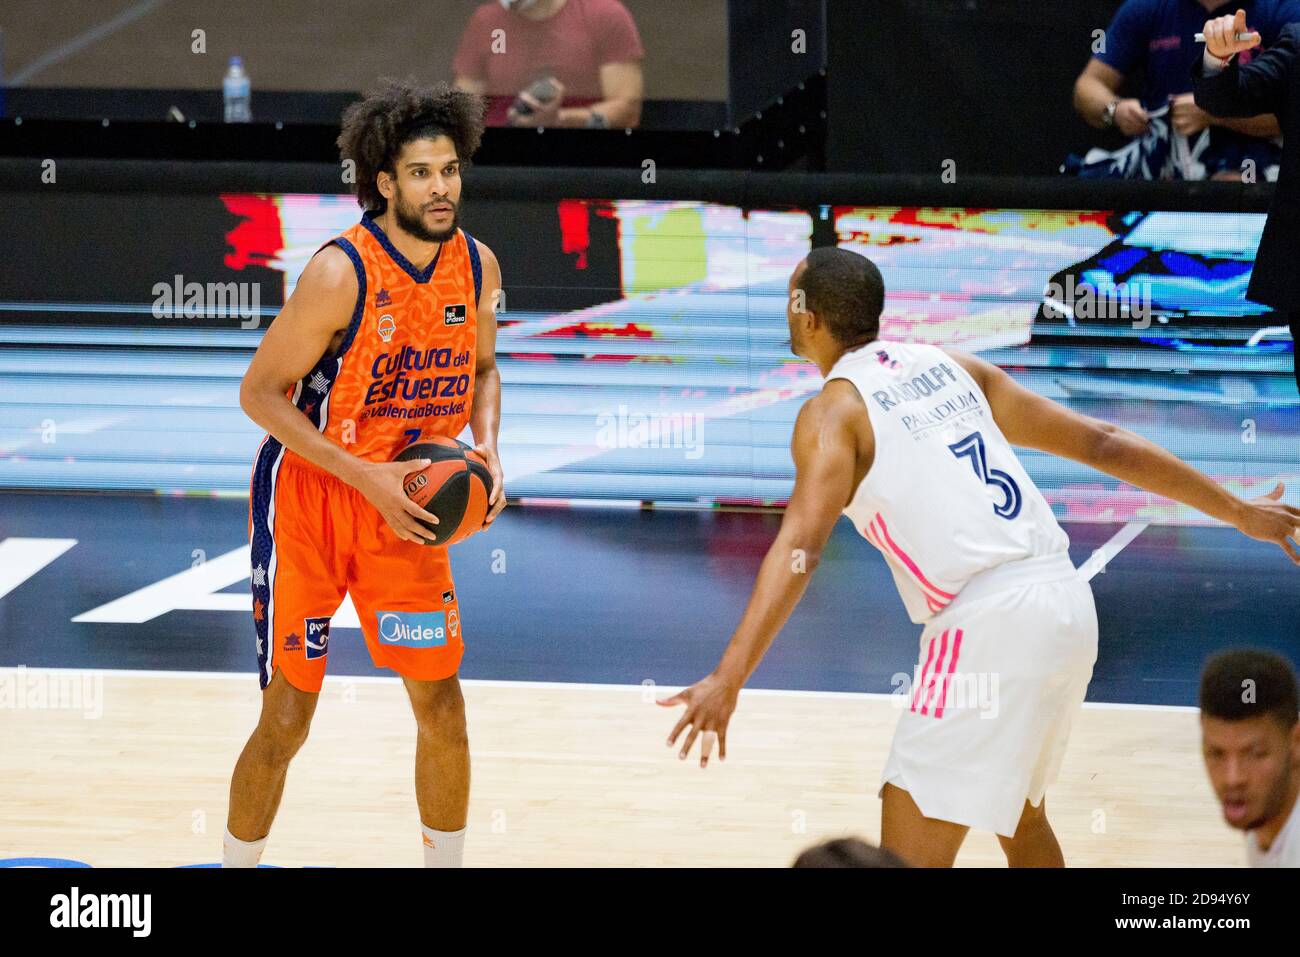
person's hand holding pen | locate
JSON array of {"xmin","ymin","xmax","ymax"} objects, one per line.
[{"xmin": 1196, "ymin": 9, "xmax": 1262, "ymax": 61}]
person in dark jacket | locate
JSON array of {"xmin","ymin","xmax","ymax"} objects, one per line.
[{"xmin": 1194, "ymin": 9, "xmax": 1300, "ymax": 393}]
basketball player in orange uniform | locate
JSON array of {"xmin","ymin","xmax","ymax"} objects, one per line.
[{"xmin": 222, "ymin": 81, "xmax": 504, "ymax": 868}]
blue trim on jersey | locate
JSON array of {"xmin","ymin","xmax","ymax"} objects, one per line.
[
  {"xmin": 329, "ymin": 237, "xmax": 367, "ymax": 359},
  {"xmin": 295, "ymin": 355, "xmax": 341, "ymax": 430},
  {"xmin": 279, "ymin": 237, "xmax": 364, "ymax": 433},
  {"xmin": 249, "ymin": 436, "xmax": 283, "ymax": 690},
  {"xmin": 360, "ymin": 211, "xmax": 442, "ymax": 284},
  {"xmin": 463, "ymin": 228, "xmax": 483, "ymax": 305}
]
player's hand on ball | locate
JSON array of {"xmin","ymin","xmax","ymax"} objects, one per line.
[
  {"xmin": 1204, "ymin": 10, "xmax": 1262, "ymax": 60},
  {"xmin": 473, "ymin": 443, "xmax": 506, "ymax": 525},
  {"xmin": 658, "ymin": 673, "xmax": 740, "ymax": 768},
  {"xmin": 354, "ymin": 459, "xmax": 441, "ymax": 545},
  {"xmin": 1233, "ymin": 482, "xmax": 1300, "ymax": 564}
]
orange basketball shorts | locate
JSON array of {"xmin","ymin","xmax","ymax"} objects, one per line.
[{"xmin": 248, "ymin": 440, "xmax": 464, "ymax": 693}]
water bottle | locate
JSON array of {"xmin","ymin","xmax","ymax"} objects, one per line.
[{"xmin": 223, "ymin": 56, "xmax": 251, "ymax": 123}]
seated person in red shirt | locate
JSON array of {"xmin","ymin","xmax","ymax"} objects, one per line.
[{"xmin": 453, "ymin": 0, "xmax": 644, "ymax": 128}]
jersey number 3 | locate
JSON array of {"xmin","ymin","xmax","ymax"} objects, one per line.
[{"xmin": 948, "ymin": 431, "xmax": 1022, "ymax": 520}]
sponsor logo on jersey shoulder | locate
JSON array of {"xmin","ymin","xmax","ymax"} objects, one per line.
[
  {"xmin": 304, "ymin": 616, "xmax": 331, "ymax": 660},
  {"xmin": 377, "ymin": 610, "xmax": 447, "ymax": 647},
  {"xmin": 378, "ymin": 313, "xmax": 396, "ymax": 342},
  {"xmin": 375, "ymin": 288, "xmax": 393, "ymax": 308},
  {"xmin": 444, "ymin": 304, "xmax": 467, "ymax": 326}
]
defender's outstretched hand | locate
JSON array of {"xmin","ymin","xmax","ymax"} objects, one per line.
[
  {"xmin": 1231, "ymin": 482, "xmax": 1300, "ymax": 565},
  {"xmin": 659, "ymin": 674, "xmax": 740, "ymax": 768}
]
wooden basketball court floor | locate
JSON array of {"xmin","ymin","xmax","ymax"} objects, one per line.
[{"xmin": 0, "ymin": 667, "xmax": 1244, "ymax": 867}]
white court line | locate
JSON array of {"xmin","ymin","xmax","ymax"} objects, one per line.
[
  {"xmin": 8, "ymin": 0, "xmax": 171, "ymax": 86},
  {"xmin": 0, "ymin": 666, "xmax": 1200, "ymax": 713},
  {"xmin": 0, "ymin": 539, "xmax": 77, "ymax": 601},
  {"xmin": 1077, "ymin": 521, "xmax": 1149, "ymax": 582}
]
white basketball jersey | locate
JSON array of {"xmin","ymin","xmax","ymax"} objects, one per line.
[
  {"xmin": 827, "ymin": 340, "xmax": 1070, "ymax": 624},
  {"xmin": 1246, "ymin": 798, "xmax": 1300, "ymax": 867}
]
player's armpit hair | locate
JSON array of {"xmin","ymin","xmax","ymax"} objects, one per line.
[{"xmin": 336, "ymin": 77, "xmax": 486, "ymax": 213}]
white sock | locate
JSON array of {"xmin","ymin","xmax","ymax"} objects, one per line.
[
  {"xmin": 222, "ymin": 827, "xmax": 269, "ymax": 868},
  {"xmin": 421, "ymin": 824, "xmax": 467, "ymax": 868}
]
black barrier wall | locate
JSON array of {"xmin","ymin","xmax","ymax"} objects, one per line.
[
  {"xmin": 827, "ymin": 0, "xmax": 1129, "ymax": 174},
  {"xmin": 0, "ymin": 157, "xmax": 1278, "ymax": 209},
  {"xmin": 0, "ymin": 157, "xmax": 1292, "ymax": 508}
]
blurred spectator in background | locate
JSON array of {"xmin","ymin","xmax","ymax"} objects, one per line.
[
  {"xmin": 792, "ymin": 838, "xmax": 911, "ymax": 868},
  {"xmin": 453, "ymin": 0, "xmax": 644, "ymax": 129},
  {"xmin": 1200, "ymin": 648, "xmax": 1300, "ymax": 867},
  {"xmin": 1195, "ymin": 10, "xmax": 1300, "ymax": 394},
  {"xmin": 1067, "ymin": 0, "xmax": 1300, "ymax": 179}
]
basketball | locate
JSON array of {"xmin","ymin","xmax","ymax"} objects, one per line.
[{"xmin": 395, "ymin": 438, "xmax": 493, "ymax": 546}]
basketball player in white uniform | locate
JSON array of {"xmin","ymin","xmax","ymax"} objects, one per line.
[
  {"xmin": 1200, "ymin": 649, "xmax": 1300, "ymax": 868},
  {"xmin": 662, "ymin": 247, "xmax": 1300, "ymax": 867}
]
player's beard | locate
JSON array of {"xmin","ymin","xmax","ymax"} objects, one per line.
[
  {"xmin": 1247, "ymin": 764, "xmax": 1296, "ymax": 831},
  {"xmin": 394, "ymin": 192, "xmax": 459, "ymax": 243},
  {"xmin": 1226, "ymin": 761, "xmax": 1294, "ymax": 831}
]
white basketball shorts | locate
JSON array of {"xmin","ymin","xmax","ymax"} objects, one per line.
[{"xmin": 880, "ymin": 552, "xmax": 1099, "ymax": 838}]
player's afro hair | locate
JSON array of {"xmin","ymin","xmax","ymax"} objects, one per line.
[{"xmin": 337, "ymin": 77, "xmax": 485, "ymax": 213}]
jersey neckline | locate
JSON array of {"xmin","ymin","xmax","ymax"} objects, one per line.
[
  {"xmin": 827, "ymin": 339, "xmax": 887, "ymax": 376},
  {"xmin": 360, "ymin": 211, "xmax": 447, "ymax": 284},
  {"xmin": 1250, "ymin": 791, "xmax": 1299, "ymax": 861}
]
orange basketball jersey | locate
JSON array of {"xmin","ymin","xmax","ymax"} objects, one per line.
[{"xmin": 287, "ymin": 212, "xmax": 482, "ymax": 464}]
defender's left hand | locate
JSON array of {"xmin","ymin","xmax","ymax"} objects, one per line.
[{"xmin": 1233, "ymin": 482, "xmax": 1300, "ymax": 564}]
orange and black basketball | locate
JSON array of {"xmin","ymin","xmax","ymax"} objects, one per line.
[{"xmin": 395, "ymin": 438, "xmax": 493, "ymax": 546}]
